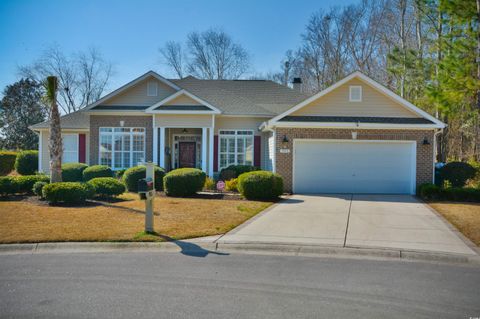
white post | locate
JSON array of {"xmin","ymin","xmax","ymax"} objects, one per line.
[
  {"xmin": 38, "ymin": 130, "xmax": 43, "ymax": 172},
  {"xmin": 152, "ymin": 117, "xmax": 158, "ymax": 165},
  {"xmin": 144, "ymin": 161, "xmax": 155, "ymax": 233},
  {"xmin": 208, "ymin": 127, "xmax": 214, "ymax": 176},
  {"xmin": 201, "ymin": 127, "xmax": 207, "ymax": 173},
  {"xmin": 159, "ymin": 127, "xmax": 165, "ymax": 168}
]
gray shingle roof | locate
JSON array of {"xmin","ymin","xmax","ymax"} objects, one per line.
[
  {"xmin": 29, "ymin": 111, "xmax": 89, "ymax": 130},
  {"xmin": 93, "ymin": 105, "xmax": 149, "ymax": 110},
  {"xmin": 171, "ymin": 77, "xmax": 310, "ymax": 116},
  {"xmin": 279, "ymin": 116, "xmax": 434, "ymax": 124},
  {"xmin": 154, "ymin": 105, "xmax": 212, "ymax": 111}
]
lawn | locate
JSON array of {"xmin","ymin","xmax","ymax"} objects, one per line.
[
  {"xmin": 0, "ymin": 193, "xmax": 272, "ymax": 244},
  {"xmin": 429, "ymin": 202, "xmax": 480, "ymax": 246}
]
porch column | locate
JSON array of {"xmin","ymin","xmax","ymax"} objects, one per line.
[
  {"xmin": 202, "ymin": 127, "xmax": 207, "ymax": 173},
  {"xmin": 208, "ymin": 127, "xmax": 214, "ymax": 177},
  {"xmin": 159, "ymin": 127, "xmax": 165, "ymax": 168},
  {"xmin": 153, "ymin": 126, "xmax": 158, "ymax": 165}
]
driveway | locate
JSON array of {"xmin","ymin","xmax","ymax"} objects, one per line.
[{"xmin": 218, "ymin": 194, "xmax": 476, "ymax": 255}]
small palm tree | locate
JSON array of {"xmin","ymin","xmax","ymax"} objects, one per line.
[{"xmin": 46, "ymin": 76, "xmax": 62, "ymax": 182}]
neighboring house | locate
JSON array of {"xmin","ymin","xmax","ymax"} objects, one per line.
[{"xmin": 30, "ymin": 71, "xmax": 446, "ymax": 195}]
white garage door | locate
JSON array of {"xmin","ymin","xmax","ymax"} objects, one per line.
[{"xmin": 293, "ymin": 140, "xmax": 416, "ymax": 194}]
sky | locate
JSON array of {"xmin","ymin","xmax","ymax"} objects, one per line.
[{"xmin": 0, "ymin": 0, "xmax": 357, "ymax": 95}]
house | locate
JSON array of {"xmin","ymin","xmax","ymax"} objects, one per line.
[{"xmin": 30, "ymin": 71, "xmax": 446, "ymax": 195}]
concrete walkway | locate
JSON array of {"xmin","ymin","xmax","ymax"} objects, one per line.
[{"xmin": 218, "ymin": 194, "xmax": 477, "ymax": 256}]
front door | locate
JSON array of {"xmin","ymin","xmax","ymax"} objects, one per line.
[{"xmin": 178, "ymin": 142, "xmax": 196, "ymax": 168}]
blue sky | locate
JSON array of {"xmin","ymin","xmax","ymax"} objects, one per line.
[{"xmin": 0, "ymin": 0, "xmax": 357, "ymax": 95}]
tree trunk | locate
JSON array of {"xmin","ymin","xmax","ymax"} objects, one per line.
[
  {"xmin": 399, "ymin": 0, "xmax": 407, "ymax": 98},
  {"xmin": 48, "ymin": 77, "xmax": 62, "ymax": 183}
]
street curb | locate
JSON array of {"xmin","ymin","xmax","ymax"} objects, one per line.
[{"xmin": 0, "ymin": 241, "xmax": 478, "ymax": 266}]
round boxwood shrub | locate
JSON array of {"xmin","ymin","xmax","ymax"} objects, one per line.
[
  {"xmin": 82, "ymin": 165, "xmax": 113, "ymax": 181},
  {"xmin": 0, "ymin": 151, "xmax": 17, "ymax": 176},
  {"xmin": 418, "ymin": 183, "xmax": 441, "ymax": 200},
  {"xmin": 0, "ymin": 176, "xmax": 18, "ymax": 196},
  {"xmin": 42, "ymin": 182, "xmax": 94, "ymax": 204},
  {"xmin": 440, "ymin": 162, "xmax": 476, "ymax": 188},
  {"xmin": 33, "ymin": 181, "xmax": 49, "ymax": 198},
  {"xmin": 87, "ymin": 177, "xmax": 125, "ymax": 198},
  {"xmin": 163, "ymin": 168, "xmax": 206, "ymax": 197},
  {"xmin": 122, "ymin": 165, "xmax": 165, "ymax": 192},
  {"xmin": 237, "ymin": 171, "xmax": 283, "ymax": 200},
  {"xmin": 16, "ymin": 175, "xmax": 50, "ymax": 194},
  {"xmin": 62, "ymin": 163, "xmax": 88, "ymax": 182},
  {"xmin": 14, "ymin": 150, "xmax": 38, "ymax": 175}
]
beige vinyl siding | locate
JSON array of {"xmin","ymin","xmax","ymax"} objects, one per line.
[
  {"xmin": 214, "ymin": 116, "xmax": 265, "ymax": 136},
  {"xmin": 103, "ymin": 76, "xmax": 176, "ymax": 106},
  {"xmin": 167, "ymin": 94, "xmax": 202, "ymax": 106},
  {"xmin": 40, "ymin": 130, "xmax": 90, "ymax": 174},
  {"xmin": 292, "ymin": 78, "xmax": 420, "ymax": 118},
  {"xmin": 154, "ymin": 114, "xmax": 213, "ymax": 127}
]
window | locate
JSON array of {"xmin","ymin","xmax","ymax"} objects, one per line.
[
  {"xmin": 219, "ymin": 130, "xmax": 254, "ymax": 170},
  {"xmin": 349, "ymin": 85, "xmax": 362, "ymax": 102},
  {"xmin": 147, "ymin": 81, "xmax": 158, "ymax": 96},
  {"xmin": 62, "ymin": 134, "xmax": 78, "ymax": 163},
  {"xmin": 99, "ymin": 127, "xmax": 145, "ymax": 169}
]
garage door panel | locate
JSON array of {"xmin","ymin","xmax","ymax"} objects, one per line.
[{"xmin": 293, "ymin": 140, "xmax": 415, "ymax": 194}]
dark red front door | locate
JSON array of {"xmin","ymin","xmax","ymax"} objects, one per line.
[{"xmin": 179, "ymin": 142, "xmax": 196, "ymax": 168}]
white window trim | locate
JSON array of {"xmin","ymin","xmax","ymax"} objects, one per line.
[
  {"xmin": 349, "ymin": 85, "xmax": 362, "ymax": 102},
  {"xmin": 147, "ymin": 81, "xmax": 158, "ymax": 97},
  {"xmin": 98, "ymin": 127, "xmax": 146, "ymax": 170},
  {"xmin": 218, "ymin": 129, "xmax": 255, "ymax": 171},
  {"xmin": 62, "ymin": 133, "xmax": 79, "ymax": 163}
]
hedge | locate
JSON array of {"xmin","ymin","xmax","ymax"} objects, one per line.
[
  {"xmin": 62, "ymin": 163, "xmax": 88, "ymax": 182},
  {"xmin": 237, "ymin": 171, "xmax": 283, "ymax": 200},
  {"xmin": 0, "ymin": 151, "xmax": 17, "ymax": 176},
  {"xmin": 417, "ymin": 183, "xmax": 480, "ymax": 202},
  {"xmin": 122, "ymin": 165, "xmax": 165, "ymax": 192},
  {"xmin": 33, "ymin": 181, "xmax": 49, "ymax": 198},
  {"xmin": 87, "ymin": 177, "xmax": 125, "ymax": 198},
  {"xmin": 163, "ymin": 168, "xmax": 206, "ymax": 197},
  {"xmin": 42, "ymin": 182, "xmax": 95, "ymax": 204},
  {"xmin": 440, "ymin": 162, "xmax": 476, "ymax": 187},
  {"xmin": 82, "ymin": 165, "xmax": 113, "ymax": 181},
  {"xmin": 219, "ymin": 165, "xmax": 259, "ymax": 181},
  {"xmin": 15, "ymin": 150, "xmax": 38, "ymax": 175},
  {"xmin": 0, "ymin": 175, "xmax": 50, "ymax": 196}
]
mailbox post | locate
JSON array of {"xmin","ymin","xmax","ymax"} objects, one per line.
[{"xmin": 138, "ymin": 162, "xmax": 155, "ymax": 233}]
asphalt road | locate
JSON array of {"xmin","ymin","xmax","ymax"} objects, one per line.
[{"xmin": 0, "ymin": 251, "xmax": 479, "ymax": 319}]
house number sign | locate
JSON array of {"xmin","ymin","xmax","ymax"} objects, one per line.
[{"xmin": 280, "ymin": 149, "xmax": 291, "ymax": 154}]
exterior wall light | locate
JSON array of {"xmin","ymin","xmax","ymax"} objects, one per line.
[
  {"xmin": 423, "ymin": 137, "xmax": 430, "ymax": 145},
  {"xmin": 282, "ymin": 135, "xmax": 289, "ymax": 147}
]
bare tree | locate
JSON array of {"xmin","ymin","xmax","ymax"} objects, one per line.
[
  {"xmin": 19, "ymin": 45, "xmax": 113, "ymax": 114},
  {"xmin": 159, "ymin": 28, "xmax": 250, "ymax": 79},
  {"xmin": 159, "ymin": 41, "xmax": 184, "ymax": 78}
]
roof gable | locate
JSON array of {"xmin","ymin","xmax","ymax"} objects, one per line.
[
  {"xmin": 146, "ymin": 90, "xmax": 221, "ymax": 114},
  {"xmin": 269, "ymin": 72, "xmax": 446, "ymax": 128}
]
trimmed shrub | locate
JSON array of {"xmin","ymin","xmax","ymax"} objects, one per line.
[
  {"xmin": 62, "ymin": 163, "xmax": 88, "ymax": 182},
  {"xmin": 163, "ymin": 168, "xmax": 206, "ymax": 197},
  {"xmin": 82, "ymin": 165, "xmax": 113, "ymax": 181},
  {"xmin": 237, "ymin": 171, "xmax": 283, "ymax": 200},
  {"xmin": 42, "ymin": 182, "xmax": 94, "ymax": 204},
  {"xmin": 440, "ymin": 162, "xmax": 476, "ymax": 188},
  {"xmin": 225, "ymin": 178, "xmax": 238, "ymax": 192},
  {"xmin": 0, "ymin": 176, "xmax": 18, "ymax": 196},
  {"xmin": 115, "ymin": 169, "xmax": 127, "ymax": 179},
  {"xmin": 16, "ymin": 175, "xmax": 50, "ymax": 194},
  {"xmin": 33, "ymin": 181, "xmax": 49, "ymax": 198},
  {"xmin": 14, "ymin": 150, "xmax": 38, "ymax": 175},
  {"xmin": 442, "ymin": 187, "xmax": 480, "ymax": 202},
  {"xmin": 87, "ymin": 177, "xmax": 125, "ymax": 198},
  {"xmin": 219, "ymin": 165, "xmax": 259, "ymax": 181},
  {"xmin": 122, "ymin": 165, "xmax": 165, "ymax": 192},
  {"xmin": 0, "ymin": 151, "xmax": 17, "ymax": 176},
  {"xmin": 203, "ymin": 177, "xmax": 216, "ymax": 191},
  {"xmin": 418, "ymin": 183, "xmax": 442, "ymax": 200}
]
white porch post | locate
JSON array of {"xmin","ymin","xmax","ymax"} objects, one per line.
[
  {"xmin": 201, "ymin": 127, "xmax": 207, "ymax": 173},
  {"xmin": 208, "ymin": 129, "xmax": 214, "ymax": 177},
  {"xmin": 38, "ymin": 130, "xmax": 43, "ymax": 172},
  {"xmin": 159, "ymin": 127, "xmax": 165, "ymax": 168},
  {"xmin": 152, "ymin": 118, "xmax": 158, "ymax": 165}
]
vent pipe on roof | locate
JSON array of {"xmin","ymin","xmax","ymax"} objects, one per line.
[{"xmin": 292, "ymin": 77, "xmax": 302, "ymax": 91}]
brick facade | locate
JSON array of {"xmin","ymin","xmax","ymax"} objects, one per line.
[
  {"xmin": 275, "ymin": 128, "xmax": 435, "ymax": 193},
  {"xmin": 89, "ymin": 115, "xmax": 153, "ymax": 165}
]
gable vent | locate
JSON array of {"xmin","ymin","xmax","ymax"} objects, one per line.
[
  {"xmin": 349, "ymin": 86, "xmax": 362, "ymax": 102},
  {"xmin": 147, "ymin": 81, "xmax": 158, "ymax": 97}
]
